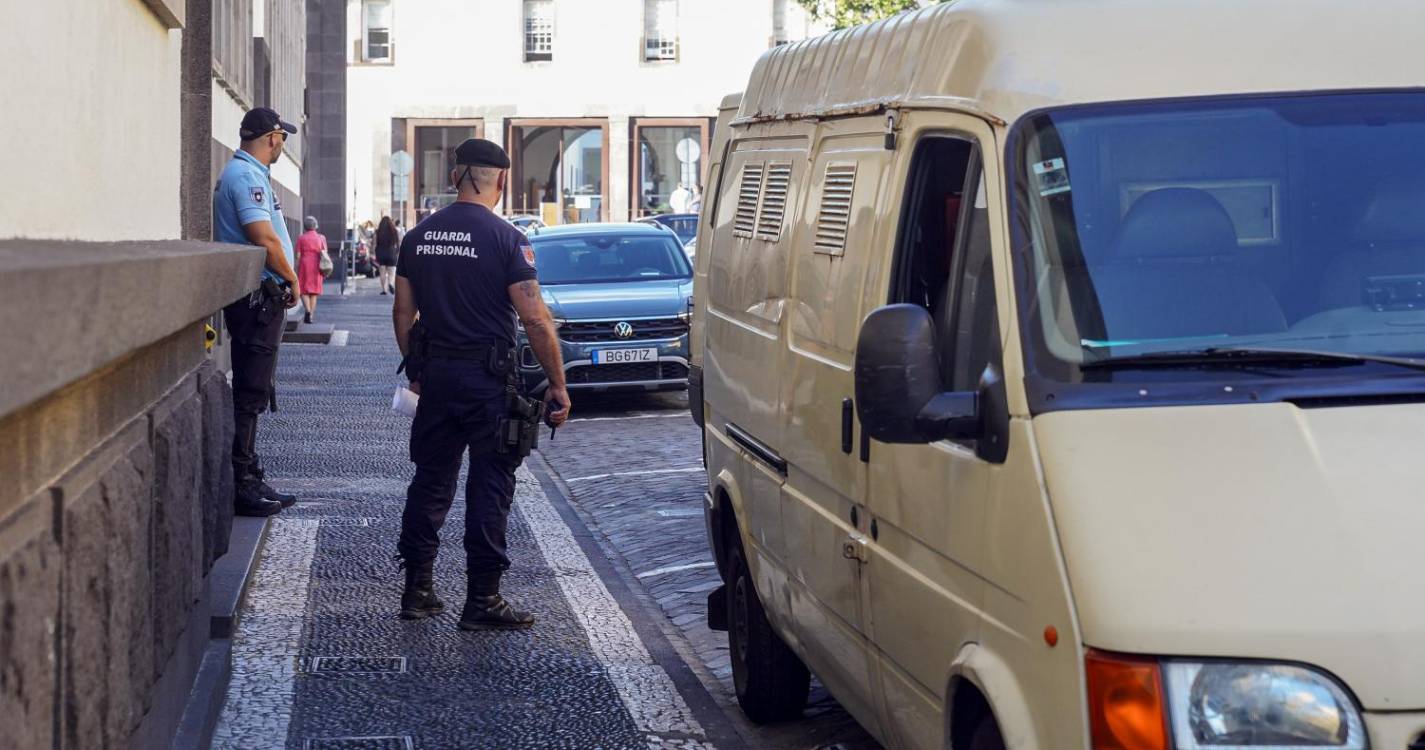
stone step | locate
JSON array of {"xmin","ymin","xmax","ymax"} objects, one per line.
[
  {"xmin": 282, "ymin": 323, "xmax": 336, "ymax": 345},
  {"xmin": 208, "ymin": 516, "xmax": 270, "ymax": 640}
]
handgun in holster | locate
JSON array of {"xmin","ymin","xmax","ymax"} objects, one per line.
[
  {"xmin": 497, "ymin": 367, "xmax": 544, "ymax": 460},
  {"xmin": 397, "ymin": 320, "xmax": 430, "ymax": 383}
]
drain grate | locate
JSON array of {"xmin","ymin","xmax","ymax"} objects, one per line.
[
  {"xmin": 304, "ymin": 737, "xmax": 413, "ymax": 750},
  {"xmin": 304, "ymin": 656, "xmax": 407, "ymax": 675}
]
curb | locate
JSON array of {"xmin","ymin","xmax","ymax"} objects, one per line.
[
  {"xmin": 526, "ymin": 452, "xmax": 748, "ymax": 750},
  {"xmin": 172, "ymin": 515, "xmax": 271, "ymax": 749}
]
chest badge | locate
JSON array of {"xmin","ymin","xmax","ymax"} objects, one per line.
[{"xmin": 614, "ymin": 322, "xmax": 635, "ymax": 339}]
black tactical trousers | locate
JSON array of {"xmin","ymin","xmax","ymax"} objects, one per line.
[
  {"xmin": 224, "ymin": 292, "xmax": 285, "ymax": 487},
  {"xmin": 398, "ymin": 357, "xmax": 519, "ymax": 573}
]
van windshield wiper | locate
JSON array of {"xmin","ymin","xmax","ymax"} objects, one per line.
[{"xmin": 1080, "ymin": 346, "xmax": 1425, "ymax": 373}]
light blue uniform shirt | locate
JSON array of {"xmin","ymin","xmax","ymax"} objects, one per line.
[{"xmin": 214, "ymin": 149, "xmax": 294, "ymax": 283}]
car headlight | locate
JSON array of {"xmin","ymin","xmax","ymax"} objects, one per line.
[
  {"xmin": 553, "ymin": 317, "xmax": 566, "ymax": 330},
  {"xmin": 1164, "ymin": 662, "xmax": 1366, "ymax": 749}
]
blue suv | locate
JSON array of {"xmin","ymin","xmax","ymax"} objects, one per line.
[{"xmin": 517, "ymin": 223, "xmax": 694, "ymax": 394}]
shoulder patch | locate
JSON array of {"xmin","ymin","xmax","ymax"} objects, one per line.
[
  {"xmin": 251, "ymin": 187, "xmax": 265, "ymax": 205},
  {"xmin": 521, "ymin": 243, "xmax": 536, "ymax": 265}
]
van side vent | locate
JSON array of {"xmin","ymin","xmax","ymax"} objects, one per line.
[
  {"xmin": 733, "ymin": 164, "xmax": 764, "ymax": 239},
  {"xmin": 815, "ymin": 163, "xmax": 857, "ymax": 254},
  {"xmin": 756, "ymin": 164, "xmax": 792, "ymax": 241}
]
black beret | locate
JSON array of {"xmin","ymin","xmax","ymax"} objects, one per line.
[{"xmin": 454, "ymin": 138, "xmax": 511, "ymax": 169}]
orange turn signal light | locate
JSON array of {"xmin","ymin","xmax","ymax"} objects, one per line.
[{"xmin": 1085, "ymin": 650, "xmax": 1169, "ymax": 750}]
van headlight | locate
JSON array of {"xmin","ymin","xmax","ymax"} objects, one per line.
[{"xmin": 1163, "ymin": 662, "xmax": 1366, "ymax": 748}]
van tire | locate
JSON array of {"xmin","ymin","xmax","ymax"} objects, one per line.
[
  {"xmin": 967, "ymin": 715, "xmax": 1005, "ymax": 750},
  {"xmin": 727, "ymin": 539, "xmax": 810, "ymax": 723}
]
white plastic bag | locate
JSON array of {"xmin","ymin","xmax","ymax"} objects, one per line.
[{"xmin": 391, "ymin": 385, "xmax": 419, "ymax": 418}]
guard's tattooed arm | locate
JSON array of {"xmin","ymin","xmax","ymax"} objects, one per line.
[{"xmin": 508, "ymin": 278, "xmax": 571, "ymax": 425}]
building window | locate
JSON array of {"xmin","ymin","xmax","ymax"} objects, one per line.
[
  {"xmin": 643, "ymin": 0, "xmax": 678, "ymax": 62},
  {"xmin": 507, "ymin": 120, "xmax": 609, "ymax": 224},
  {"xmin": 411, "ymin": 123, "xmax": 480, "ymax": 222},
  {"xmin": 773, "ymin": 0, "xmax": 791, "ymax": 45},
  {"xmin": 363, "ymin": 0, "xmax": 393, "ymax": 63},
  {"xmin": 523, "ymin": 0, "xmax": 554, "ymax": 62},
  {"xmin": 633, "ymin": 119, "xmax": 709, "ymax": 218}
]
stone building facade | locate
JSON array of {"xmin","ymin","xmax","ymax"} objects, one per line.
[
  {"xmin": 0, "ymin": 1, "xmax": 305, "ymax": 747},
  {"xmin": 346, "ymin": 0, "xmax": 825, "ymax": 227}
]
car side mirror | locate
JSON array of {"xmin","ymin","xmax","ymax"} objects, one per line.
[{"xmin": 854, "ymin": 304, "xmax": 982, "ymax": 444}]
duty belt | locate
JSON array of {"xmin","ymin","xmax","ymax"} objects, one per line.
[
  {"xmin": 427, "ymin": 342, "xmax": 516, "ymax": 376},
  {"xmin": 427, "ymin": 343, "xmax": 499, "ymax": 361}
]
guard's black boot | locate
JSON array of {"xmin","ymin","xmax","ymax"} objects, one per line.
[
  {"xmin": 251, "ymin": 467, "xmax": 297, "ymax": 508},
  {"xmin": 235, "ymin": 481, "xmax": 282, "ymax": 517},
  {"xmin": 256, "ymin": 481, "xmax": 297, "ymax": 508},
  {"xmin": 398, "ymin": 558, "xmax": 445, "ymax": 620},
  {"xmin": 458, "ymin": 571, "xmax": 534, "ymax": 631}
]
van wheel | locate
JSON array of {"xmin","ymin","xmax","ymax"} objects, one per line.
[
  {"xmin": 967, "ymin": 715, "xmax": 1005, "ymax": 750},
  {"xmin": 727, "ymin": 539, "xmax": 810, "ymax": 723}
]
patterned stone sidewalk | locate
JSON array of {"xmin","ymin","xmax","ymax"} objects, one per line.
[{"xmin": 210, "ymin": 283, "xmax": 732, "ymax": 750}]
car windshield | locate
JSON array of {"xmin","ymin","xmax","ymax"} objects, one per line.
[
  {"xmin": 1014, "ymin": 91, "xmax": 1425, "ymax": 381},
  {"xmin": 531, "ymin": 233, "xmax": 693, "ymax": 285}
]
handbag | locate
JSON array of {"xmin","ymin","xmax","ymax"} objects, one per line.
[{"xmin": 318, "ymin": 248, "xmax": 334, "ymax": 277}]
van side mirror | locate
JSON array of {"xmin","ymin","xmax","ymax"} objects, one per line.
[{"xmin": 854, "ymin": 304, "xmax": 982, "ymax": 444}]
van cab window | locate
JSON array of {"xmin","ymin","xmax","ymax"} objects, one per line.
[
  {"xmin": 892, "ymin": 137, "xmax": 1001, "ymax": 393},
  {"xmin": 1013, "ymin": 92, "xmax": 1425, "ymax": 406}
]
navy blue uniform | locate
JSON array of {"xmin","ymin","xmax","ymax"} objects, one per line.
[{"xmin": 396, "ymin": 203, "xmax": 539, "ymax": 573}]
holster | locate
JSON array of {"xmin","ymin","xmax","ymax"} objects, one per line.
[{"xmin": 496, "ymin": 371, "xmax": 544, "ymax": 460}]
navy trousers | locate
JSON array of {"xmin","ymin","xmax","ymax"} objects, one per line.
[
  {"xmin": 398, "ymin": 357, "xmax": 519, "ymax": 572},
  {"xmin": 224, "ymin": 293, "xmax": 284, "ymax": 486}
]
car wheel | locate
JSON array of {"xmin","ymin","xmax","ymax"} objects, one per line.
[
  {"xmin": 726, "ymin": 537, "xmax": 810, "ymax": 723},
  {"xmin": 967, "ymin": 715, "xmax": 1005, "ymax": 750}
]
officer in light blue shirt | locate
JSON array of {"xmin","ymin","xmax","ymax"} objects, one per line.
[{"xmin": 214, "ymin": 107, "xmax": 302, "ymax": 517}]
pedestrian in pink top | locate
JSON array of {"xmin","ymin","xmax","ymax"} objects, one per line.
[{"xmin": 296, "ymin": 216, "xmax": 328, "ymax": 323}]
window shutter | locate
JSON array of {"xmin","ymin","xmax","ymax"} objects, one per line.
[
  {"xmin": 814, "ymin": 164, "xmax": 857, "ymax": 254},
  {"xmin": 756, "ymin": 164, "xmax": 792, "ymax": 241},
  {"xmin": 733, "ymin": 164, "xmax": 764, "ymax": 238}
]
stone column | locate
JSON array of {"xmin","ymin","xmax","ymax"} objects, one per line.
[{"xmin": 181, "ymin": 0, "xmax": 213, "ymax": 241}]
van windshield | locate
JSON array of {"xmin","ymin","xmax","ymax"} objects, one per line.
[
  {"xmin": 1014, "ymin": 92, "xmax": 1425, "ymax": 388},
  {"xmin": 530, "ymin": 234, "xmax": 692, "ymax": 285}
]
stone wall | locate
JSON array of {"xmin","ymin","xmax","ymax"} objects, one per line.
[{"xmin": 0, "ymin": 240, "xmax": 261, "ymax": 750}]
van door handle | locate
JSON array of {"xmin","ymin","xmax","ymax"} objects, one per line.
[
  {"xmin": 842, "ymin": 533, "xmax": 868, "ymax": 564},
  {"xmin": 841, "ymin": 398, "xmax": 854, "ymax": 454}
]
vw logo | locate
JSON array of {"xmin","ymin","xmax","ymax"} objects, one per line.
[{"xmin": 613, "ymin": 322, "xmax": 635, "ymax": 339}]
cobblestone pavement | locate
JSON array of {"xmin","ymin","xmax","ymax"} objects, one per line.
[
  {"xmin": 213, "ymin": 279, "xmax": 877, "ymax": 750},
  {"xmin": 536, "ymin": 402, "xmax": 878, "ymax": 750}
]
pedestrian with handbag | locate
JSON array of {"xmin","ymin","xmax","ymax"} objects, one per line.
[{"xmin": 296, "ymin": 215, "xmax": 331, "ymax": 324}]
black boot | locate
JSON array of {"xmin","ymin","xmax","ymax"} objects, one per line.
[
  {"xmin": 235, "ymin": 480, "xmax": 282, "ymax": 517},
  {"xmin": 304, "ymin": 311, "xmax": 313, "ymax": 324},
  {"xmin": 399, "ymin": 557, "xmax": 445, "ymax": 620},
  {"xmin": 251, "ymin": 467, "xmax": 297, "ymax": 508},
  {"xmin": 458, "ymin": 571, "xmax": 534, "ymax": 631},
  {"xmin": 256, "ymin": 481, "xmax": 297, "ymax": 508}
]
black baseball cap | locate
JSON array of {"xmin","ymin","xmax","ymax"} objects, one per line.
[
  {"xmin": 454, "ymin": 138, "xmax": 511, "ymax": 169},
  {"xmin": 240, "ymin": 107, "xmax": 297, "ymax": 141}
]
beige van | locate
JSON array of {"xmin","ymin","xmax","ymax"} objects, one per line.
[{"xmin": 687, "ymin": 1, "xmax": 1425, "ymax": 748}]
